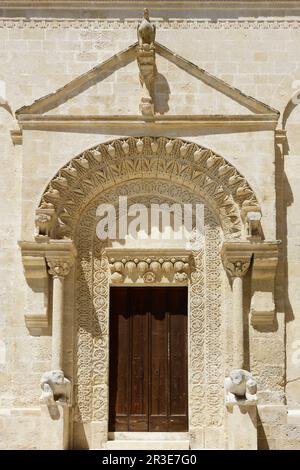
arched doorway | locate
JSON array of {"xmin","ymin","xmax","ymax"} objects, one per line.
[{"xmin": 32, "ymin": 136, "xmax": 265, "ymax": 449}]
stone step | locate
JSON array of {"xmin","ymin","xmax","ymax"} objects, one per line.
[
  {"xmin": 105, "ymin": 440, "xmax": 190, "ymax": 450},
  {"xmin": 108, "ymin": 432, "xmax": 189, "ymax": 441}
]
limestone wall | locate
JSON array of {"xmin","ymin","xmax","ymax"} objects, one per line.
[{"xmin": 0, "ymin": 3, "xmax": 300, "ymax": 449}]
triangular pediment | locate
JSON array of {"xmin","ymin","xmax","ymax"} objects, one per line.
[{"xmin": 15, "ymin": 42, "xmax": 279, "ymax": 119}]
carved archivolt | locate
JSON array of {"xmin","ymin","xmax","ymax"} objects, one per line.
[{"xmin": 36, "ymin": 136, "xmax": 260, "ymax": 241}]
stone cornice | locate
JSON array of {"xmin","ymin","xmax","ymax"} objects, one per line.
[
  {"xmin": 19, "ymin": 239, "xmax": 77, "ymax": 261},
  {"xmin": 15, "ymin": 114, "xmax": 279, "ymax": 133},
  {"xmin": 2, "ymin": 18, "xmax": 300, "ymax": 30},
  {"xmin": 0, "ymin": 1, "xmax": 299, "ymax": 12}
]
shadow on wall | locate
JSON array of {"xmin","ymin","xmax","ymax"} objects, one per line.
[
  {"xmin": 153, "ymin": 69, "xmax": 170, "ymax": 114},
  {"xmin": 275, "ymin": 93, "xmax": 298, "ymax": 327}
]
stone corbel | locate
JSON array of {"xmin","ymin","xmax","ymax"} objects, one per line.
[
  {"xmin": 250, "ymin": 242, "xmax": 280, "ymax": 327},
  {"xmin": 18, "ymin": 239, "xmax": 77, "ymax": 335},
  {"xmin": 21, "ymin": 255, "xmax": 49, "ymax": 335},
  {"xmin": 221, "ymin": 240, "xmax": 280, "ymax": 329},
  {"xmin": 137, "ymin": 45, "xmax": 156, "ymax": 116}
]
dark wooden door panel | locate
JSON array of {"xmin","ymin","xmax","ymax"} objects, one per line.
[
  {"xmin": 149, "ymin": 292, "xmax": 168, "ymax": 431},
  {"xmin": 109, "ymin": 286, "xmax": 188, "ymax": 432},
  {"xmin": 129, "ymin": 288, "xmax": 148, "ymax": 431},
  {"xmin": 109, "ymin": 287, "xmax": 130, "ymax": 431},
  {"xmin": 168, "ymin": 287, "xmax": 188, "ymax": 431}
]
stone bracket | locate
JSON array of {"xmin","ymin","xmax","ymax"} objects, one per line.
[
  {"xmin": 137, "ymin": 44, "xmax": 156, "ymax": 116},
  {"xmin": 250, "ymin": 242, "xmax": 280, "ymax": 327},
  {"xmin": 18, "ymin": 239, "xmax": 77, "ymax": 335},
  {"xmin": 221, "ymin": 240, "xmax": 280, "ymax": 327}
]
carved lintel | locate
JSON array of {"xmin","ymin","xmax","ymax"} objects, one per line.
[{"xmin": 106, "ymin": 248, "xmax": 192, "ymax": 285}]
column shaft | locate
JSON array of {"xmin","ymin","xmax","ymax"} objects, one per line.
[
  {"xmin": 232, "ymin": 275, "xmax": 244, "ymax": 369},
  {"xmin": 51, "ymin": 275, "xmax": 64, "ymax": 370}
]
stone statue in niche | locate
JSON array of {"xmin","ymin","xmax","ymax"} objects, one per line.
[
  {"xmin": 137, "ymin": 8, "xmax": 156, "ymax": 47},
  {"xmin": 137, "ymin": 9, "xmax": 156, "ymax": 116},
  {"xmin": 225, "ymin": 369, "xmax": 257, "ymax": 405},
  {"xmin": 40, "ymin": 369, "xmax": 71, "ymax": 405}
]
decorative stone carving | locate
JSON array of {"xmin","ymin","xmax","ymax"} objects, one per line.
[
  {"xmin": 35, "ymin": 203, "xmax": 56, "ymax": 241},
  {"xmin": 246, "ymin": 211, "xmax": 263, "ymax": 240},
  {"xmin": 137, "ymin": 8, "xmax": 156, "ymax": 47},
  {"xmin": 224, "ymin": 259, "xmax": 251, "ymax": 278},
  {"xmin": 225, "ymin": 369, "xmax": 257, "ymax": 405},
  {"xmin": 241, "ymin": 205, "xmax": 263, "ymax": 240},
  {"xmin": 107, "ymin": 250, "xmax": 192, "ymax": 284},
  {"xmin": 137, "ymin": 9, "xmax": 156, "ymax": 116},
  {"xmin": 47, "ymin": 259, "xmax": 71, "ymax": 278},
  {"xmin": 74, "ymin": 186, "xmax": 224, "ymax": 443},
  {"xmin": 40, "ymin": 369, "xmax": 71, "ymax": 405},
  {"xmin": 2, "ymin": 18, "xmax": 300, "ymax": 32},
  {"xmin": 143, "ymin": 271, "xmax": 156, "ymax": 283},
  {"xmin": 221, "ymin": 242, "xmax": 252, "ymax": 278},
  {"xmin": 37, "ymin": 137, "xmax": 260, "ymax": 241}
]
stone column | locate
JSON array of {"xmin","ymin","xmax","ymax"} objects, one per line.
[
  {"xmin": 224, "ymin": 260, "xmax": 250, "ymax": 369},
  {"xmin": 47, "ymin": 259, "xmax": 71, "ymax": 370}
]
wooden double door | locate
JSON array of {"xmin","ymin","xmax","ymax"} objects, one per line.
[{"xmin": 109, "ymin": 286, "xmax": 188, "ymax": 432}]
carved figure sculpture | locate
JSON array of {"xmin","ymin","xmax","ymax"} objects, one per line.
[
  {"xmin": 40, "ymin": 369, "xmax": 71, "ymax": 405},
  {"xmin": 137, "ymin": 8, "xmax": 156, "ymax": 47},
  {"xmin": 137, "ymin": 9, "xmax": 156, "ymax": 115},
  {"xmin": 35, "ymin": 202, "xmax": 55, "ymax": 239},
  {"xmin": 225, "ymin": 369, "xmax": 257, "ymax": 404}
]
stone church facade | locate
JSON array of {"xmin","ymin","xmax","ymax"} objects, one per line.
[{"xmin": 0, "ymin": 0, "xmax": 300, "ymax": 450}]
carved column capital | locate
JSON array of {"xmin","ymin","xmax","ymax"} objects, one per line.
[
  {"xmin": 47, "ymin": 259, "xmax": 72, "ymax": 278},
  {"xmin": 221, "ymin": 242, "xmax": 253, "ymax": 278},
  {"xmin": 224, "ymin": 259, "xmax": 251, "ymax": 278}
]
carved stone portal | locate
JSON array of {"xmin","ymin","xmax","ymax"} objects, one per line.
[{"xmin": 74, "ymin": 181, "xmax": 224, "ymax": 448}]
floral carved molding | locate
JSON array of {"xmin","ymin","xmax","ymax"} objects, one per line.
[
  {"xmin": 107, "ymin": 249, "xmax": 192, "ymax": 284},
  {"xmin": 35, "ymin": 136, "xmax": 260, "ymax": 242}
]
